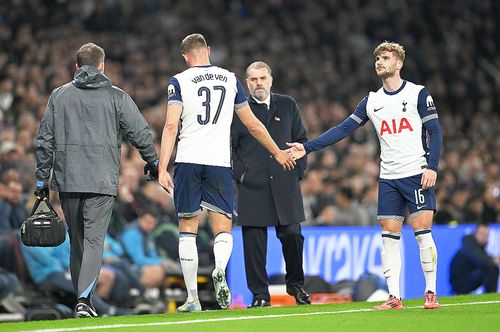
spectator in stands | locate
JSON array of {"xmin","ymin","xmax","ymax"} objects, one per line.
[
  {"xmin": 464, "ymin": 196, "xmax": 487, "ymax": 223},
  {"xmin": 361, "ymin": 183, "xmax": 379, "ymax": 225},
  {"xmin": 103, "ymin": 235, "xmax": 145, "ymax": 303},
  {"xmin": 111, "ymin": 163, "xmax": 144, "ymax": 230},
  {"xmin": 313, "ymin": 205, "xmax": 336, "ymax": 226},
  {"xmin": 120, "ymin": 204, "xmax": 178, "ymax": 289},
  {"xmin": 0, "ymin": 180, "xmax": 28, "ymax": 231},
  {"xmin": 329, "ymin": 186, "xmax": 370, "ymax": 226},
  {"xmin": 450, "ymin": 222, "xmax": 500, "ymax": 294},
  {"xmin": 102, "ymin": 234, "xmax": 144, "ymax": 306},
  {"xmin": 481, "ymin": 185, "xmax": 499, "ymax": 223}
]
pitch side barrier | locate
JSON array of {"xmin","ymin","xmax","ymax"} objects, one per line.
[{"xmin": 228, "ymin": 224, "xmax": 500, "ymax": 306}]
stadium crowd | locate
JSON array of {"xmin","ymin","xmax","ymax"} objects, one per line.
[{"xmin": 0, "ymin": 0, "xmax": 498, "ymax": 315}]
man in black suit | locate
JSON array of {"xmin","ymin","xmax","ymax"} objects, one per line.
[{"xmin": 231, "ymin": 61, "xmax": 311, "ymax": 308}]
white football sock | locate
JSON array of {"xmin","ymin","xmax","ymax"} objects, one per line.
[
  {"xmin": 213, "ymin": 232, "xmax": 233, "ymax": 272},
  {"xmin": 415, "ymin": 229, "xmax": 437, "ymax": 293},
  {"xmin": 179, "ymin": 233, "xmax": 198, "ymax": 302},
  {"xmin": 381, "ymin": 231, "xmax": 402, "ymax": 299}
]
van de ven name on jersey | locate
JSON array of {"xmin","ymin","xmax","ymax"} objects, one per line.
[{"xmin": 191, "ymin": 73, "xmax": 228, "ymax": 84}]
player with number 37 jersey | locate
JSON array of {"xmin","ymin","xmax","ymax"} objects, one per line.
[
  {"xmin": 168, "ymin": 65, "xmax": 247, "ymax": 167},
  {"xmin": 158, "ymin": 34, "xmax": 294, "ymax": 313}
]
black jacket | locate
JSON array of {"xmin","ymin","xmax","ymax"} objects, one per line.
[
  {"xmin": 450, "ymin": 234, "xmax": 497, "ymax": 280},
  {"xmin": 35, "ymin": 66, "xmax": 157, "ymax": 195},
  {"xmin": 231, "ymin": 93, "xmax": 308, "ymax": 226}
]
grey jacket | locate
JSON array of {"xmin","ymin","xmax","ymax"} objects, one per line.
[{"xmin": 35, "ymin": 65, "xmax": 157, "ymax": 196}]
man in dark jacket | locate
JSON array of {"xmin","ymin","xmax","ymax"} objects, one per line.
[
  {"xmin": 450, "ymin": 222, "xmax": 500, "ymax": 294},
  {"xmin": 34, "ymin": 43, "xmax": 158, "ymax": 318},
  {"xmin": 231, "ymin": 61, "xmax": 310, "ymax": 307}
]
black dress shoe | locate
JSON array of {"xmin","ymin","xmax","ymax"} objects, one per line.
[
  {"xmin": 247, "ymin": 299, "xmax": 271, "ymax": 308},
  {"xmin": 286, "ymin": 285, "xmax": 311, "ymax": 305}
]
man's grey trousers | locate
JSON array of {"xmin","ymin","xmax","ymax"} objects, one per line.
[{"xmin": 59, "ymin": 192, "xmax": 115, "ymax": 299}]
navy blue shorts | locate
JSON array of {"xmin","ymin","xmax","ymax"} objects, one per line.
[
  {"xmin": 173, "ymin": 162, "xmax": 233, "ymax": 218},
  {"xmin": 377, "ymin": 174, "xmax": 436, "ymax": 221}
]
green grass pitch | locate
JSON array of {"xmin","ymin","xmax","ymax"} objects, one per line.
[{"xmin": 2, "ymin": 293, "xmax": 500, "ymax": 332}]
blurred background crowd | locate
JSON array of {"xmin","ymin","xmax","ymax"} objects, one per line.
[{"xmin": 0, "ymin": 0, "xmax": 498, "ymax": 317}]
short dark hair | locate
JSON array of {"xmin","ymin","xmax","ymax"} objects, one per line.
[
  {"xmin": 180, "ymin": 33, "xmax": 207, "ymax": 54},
  {"xmin": 76, "ymin": 43, "xmax": 105, "ymax": 67}
]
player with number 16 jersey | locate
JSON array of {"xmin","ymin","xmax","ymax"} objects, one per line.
[{"xmin": 287, "ymin": 41, "xmax": 443, "ymax": 310}]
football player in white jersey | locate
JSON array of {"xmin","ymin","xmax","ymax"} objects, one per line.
[
  {"xmin": 158, "ymin": 33, "xmax": 295, "ymax": 312},
  {"xmin": 288, "ymin": 41, "xmax": 442, "ymax": 310}
]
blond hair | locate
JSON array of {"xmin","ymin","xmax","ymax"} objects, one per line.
[
  {"xmin": 180, "ymin": 33, "xmax": 207, "ymax": 54},
  {"xmin": 373, "ymin": 41, "xmax": 405, "ymax": 61}
]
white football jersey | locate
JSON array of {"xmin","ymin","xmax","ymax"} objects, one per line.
[
  {"xmin": 351, "ymin": 81, "xmax": 439, "ymax": 179},
  {"xmin": 167, "ymin": 65, "xmax": 248, "ymax": 167}
]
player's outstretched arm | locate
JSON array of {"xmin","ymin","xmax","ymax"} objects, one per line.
[
  {"xmin": 158, "ymin": 103, "xmax": 182, "ymax": 193},
  {"xmin": 235, "ymin": 104, "xmax": 295, "ymax": 171},
  {"xmin": 303, "ymin": 116, "xmax": 361, "ymax": 154}
]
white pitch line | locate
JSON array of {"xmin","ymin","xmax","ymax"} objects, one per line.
[{"xmin": 19, "ymin": 300, "xmax": 500, "ymax": 332}]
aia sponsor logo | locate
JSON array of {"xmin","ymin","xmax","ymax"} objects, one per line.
[{"xmin": 380, "ymin": 118, "xmax": 413, "ymax": 135}]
